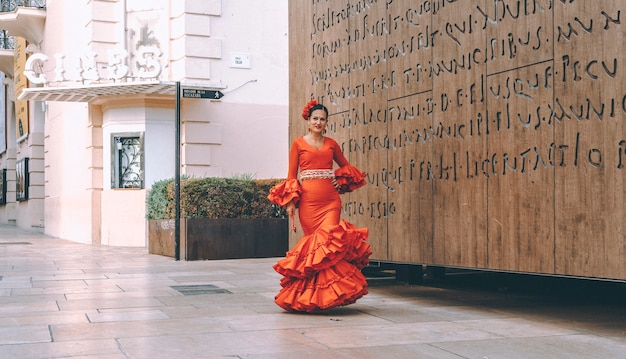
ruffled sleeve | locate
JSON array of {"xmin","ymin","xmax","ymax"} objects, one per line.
[
  {"xmin": 267, "ymin": 178, "xmax": 302, "ymax": 206},
  {"xmin": 334, "ymin": 165, "xmax": 366, "ymax": 194}
]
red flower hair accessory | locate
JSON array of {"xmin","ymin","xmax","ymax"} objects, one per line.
[{"xmin": 301, "ymin": 99, "xmax": 318, "ymax": 120}]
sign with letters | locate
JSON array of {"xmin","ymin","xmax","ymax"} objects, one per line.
[
  {"xmin": 14, "ymin": 37, "xmax": 29, "ymax": 140},
  {"xmin": 23, "ymin": 45, "xmax": 164, "ymax": 85},
  {"xmin": 181, "ymin": 88, "xmax": 224, "ymax": 99}
]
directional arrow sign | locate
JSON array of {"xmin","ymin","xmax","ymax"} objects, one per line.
[{"xmin": 182, "ymin": 88, "xmax": 225, "ymax": 99}]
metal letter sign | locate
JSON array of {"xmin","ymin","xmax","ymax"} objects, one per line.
[{"xmin": 182, "ymin": 88, "xmax": 224, "ymax": 99}]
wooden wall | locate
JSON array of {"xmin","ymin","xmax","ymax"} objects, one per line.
[{"xmin": 289, "ymin": 0, "xmax": 625, "ymax": 280}]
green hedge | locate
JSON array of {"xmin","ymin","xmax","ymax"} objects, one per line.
[{"xmin": 146, "ymin": 177, "xmax": 287, "ymax": 220}]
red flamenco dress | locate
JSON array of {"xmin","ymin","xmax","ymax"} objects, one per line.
[{"xmin": 268, "ymin": 136, "xmax": 371, "ymax": 312}]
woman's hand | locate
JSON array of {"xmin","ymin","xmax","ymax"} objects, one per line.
[
  {"xmin": 286, "ymin": 202, "xmax": 297, "ymax": 232},
  {"xmin": 286, "ymin": 202, "xmax": 296, "ymax": 217}
]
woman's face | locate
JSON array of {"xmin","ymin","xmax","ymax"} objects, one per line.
[{"xmin": 308, "ymin": 109, "xmax": 328, "ymax": 134}]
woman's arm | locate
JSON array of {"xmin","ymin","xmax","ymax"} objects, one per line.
[
  {"xmin": 286, "ymin": 140, "xmax": 300, "ymax": 231},
  {"xmin": 287, "ymin": 139, "xmax": 300, "ymax": 179},
  {"xmin": 331, "ymin": 138, "xmax": 350, "ymax": 167}
]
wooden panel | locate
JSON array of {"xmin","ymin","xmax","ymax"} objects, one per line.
[
  {"xmin": 290, "ymin": 0, "xmax": 626, "ymax": 280},
  {"xmin": 385, "ymin": 0, "xmax": 435, "ymax": 263},
  {"xmin": 431, "ymin": 1, "xmax": 489, "ymax": 268},
  {"xmin": 553, "ymin": 1, "xmax": 625, "ymax": 279},
  {"xmin": 186, "ymin": 219, "xmax": 288, "ymax": 260},
  {"xmin": 148, "ymin": 219, "xmax": 175, "ymax": 258},
  {"xmin": 288, "ymin": 1, "xmax": 312, "ymax": 246},
  {"xmin": 486, "ymin": 64, "xmax": 557, "ymax": 273},
  {"xmin": 484, "ymin": 2, "xmax": 556, "ymax": 273},
  {"xmin": 342, "ymin": 3, "xmax": 390, "ymax": 260},
  {"xmin": 288, "ymin": 0, "xmax": 311, "ymax": 135}
]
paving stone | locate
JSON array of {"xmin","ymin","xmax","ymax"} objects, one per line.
[{"xmin": 0, "ymin": 224, "xmax": 623, "ymax": 358}]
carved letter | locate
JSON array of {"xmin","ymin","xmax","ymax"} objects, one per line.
[{"xmin": 24, "ymin": 53, "xmax": 48, "ymax": 84}]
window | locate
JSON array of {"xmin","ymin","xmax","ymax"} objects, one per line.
[
  {"xmin": 0, "ymin": 169, "xmax": 6, "ymax": 205},
  {"xmin": 112, "ymin": 133, "xmax": 144, "ymax": 189},
  {"xmin": 16, "ymin": 158, "xmax": 28, "ymax": 201}
]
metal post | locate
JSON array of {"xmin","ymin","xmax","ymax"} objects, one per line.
[{"xmin": 174, "ymin": 81, "xmax": 181, "ymax": 261}]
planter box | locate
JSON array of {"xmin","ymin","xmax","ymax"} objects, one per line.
[
  {"xmin": 148, "ymin": 218, "xmax": 288, "ymax": 260},
  {"xmin": 148, "ymin": 219, "xmax": 177, "ymax": 257}
]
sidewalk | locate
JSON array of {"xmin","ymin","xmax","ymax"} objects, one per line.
[{"xmin": 0, "ymin": 224, "xmax": 624, "ymax": 358}]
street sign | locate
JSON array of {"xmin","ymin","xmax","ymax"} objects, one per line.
[{"xmin": 182, "ymin": 88, "xmax": 224, "ymax": 99}]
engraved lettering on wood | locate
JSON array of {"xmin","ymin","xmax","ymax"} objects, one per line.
[{"xmin": 290, "ymin": 0, "xmax": 625, "ymax": 280}]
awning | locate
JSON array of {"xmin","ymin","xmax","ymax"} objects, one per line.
[{"xmin": 17, "ymin": 81, "xmax": 226, "ymax": 103}]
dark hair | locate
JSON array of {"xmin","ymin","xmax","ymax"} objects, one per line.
[{"xmin": 308, "ymin": 103, "xmax": 328, "ymax": 118}]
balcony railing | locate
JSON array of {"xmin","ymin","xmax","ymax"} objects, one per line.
[
  {"xmin": 0, "ymin": 29, "xmax": 13, "ymax": 49},
  {"xmin": 0, "ymin": 0, "xmax": 45, "ymax": 12}
]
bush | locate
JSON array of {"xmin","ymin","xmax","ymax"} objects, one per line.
[
  {"xmin": 146, "ymin": 177, "xmax": 287, "ymax": 220},
  {"xmin": 145, "ymin": 178, "xmax": 171, "ymax": 220}
]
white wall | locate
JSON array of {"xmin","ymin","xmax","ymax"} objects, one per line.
[
  {"xmin": 101, "ymin": 189, "xmax": 147, "ymax": 246},
  {"xmin": 192, "ymin": 0, "xmax": 290, "ymax": 179},
  {"xmin": 182, "ymin": 100, "xmax": 288, "ymax": 179},
  {"xmin": 37, "ymin": 0, "xmax": 96, "ymax": 242},
  {"xmin": 144, "ymin": 108, "xmax": 176, "ymax": 188},
  {"xmin": 43, "ymin": 101, "xmax": 94, "ymax": 243},
  {"xmin": 211, "ymin": 0, "xmax": 289, "ymax": 106},
  {"xmin": 100, "ymin": 107, "xmax": 149, "ymax": 246}
]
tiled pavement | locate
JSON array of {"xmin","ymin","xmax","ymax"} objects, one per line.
[{"xmin": 0, "ymin": 224, "xmax": 624, "ymax": 358}]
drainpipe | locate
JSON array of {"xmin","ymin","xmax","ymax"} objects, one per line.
[
  {"xmin": 175, "ymin": 81, "xmax": 181, "ymax": 260},
  {"xmin": 122, "ymin": 0, "xmax": 127, "ymax": 52}
]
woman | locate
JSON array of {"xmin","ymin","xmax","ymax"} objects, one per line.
[{"xmin": 268, "ymin": 99, "xmax": 371, "ymax": 312}]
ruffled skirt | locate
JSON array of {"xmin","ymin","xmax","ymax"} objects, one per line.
[{"xmin": 273, "ymin": 220, "xmax": 371, "ymax": 312}]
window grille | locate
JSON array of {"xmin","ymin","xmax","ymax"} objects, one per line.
[
  {"xmin": 16, "ymin": 158, "xmax": 28, "ymax": 201},
  {"xmin": 0, "ymin": 30, "xmax": 13, "ymax": 50},
  {"xmin": 112, "ymin": 134, "xmax": 144, "ymax": 189},
  {"xmin": 0, "ymin": 1, "xmax": 46, "ymax": 12},
  {"xmin": 0, "ymin": 169, "xmax": 6, "ymax": 205}
]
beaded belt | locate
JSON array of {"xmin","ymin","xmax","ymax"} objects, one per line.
[
  {"xmin": 300, "ymin": 169, "xmax": 340, "ymax": 190},
  {"xmin": 300, "ymin": 169, "xmax": 335, "ymax": 181}
]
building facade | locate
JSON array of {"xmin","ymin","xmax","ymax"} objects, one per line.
[{"xmin": 0, "ymin": 0, "xmax": 289, "ymax": 246}]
